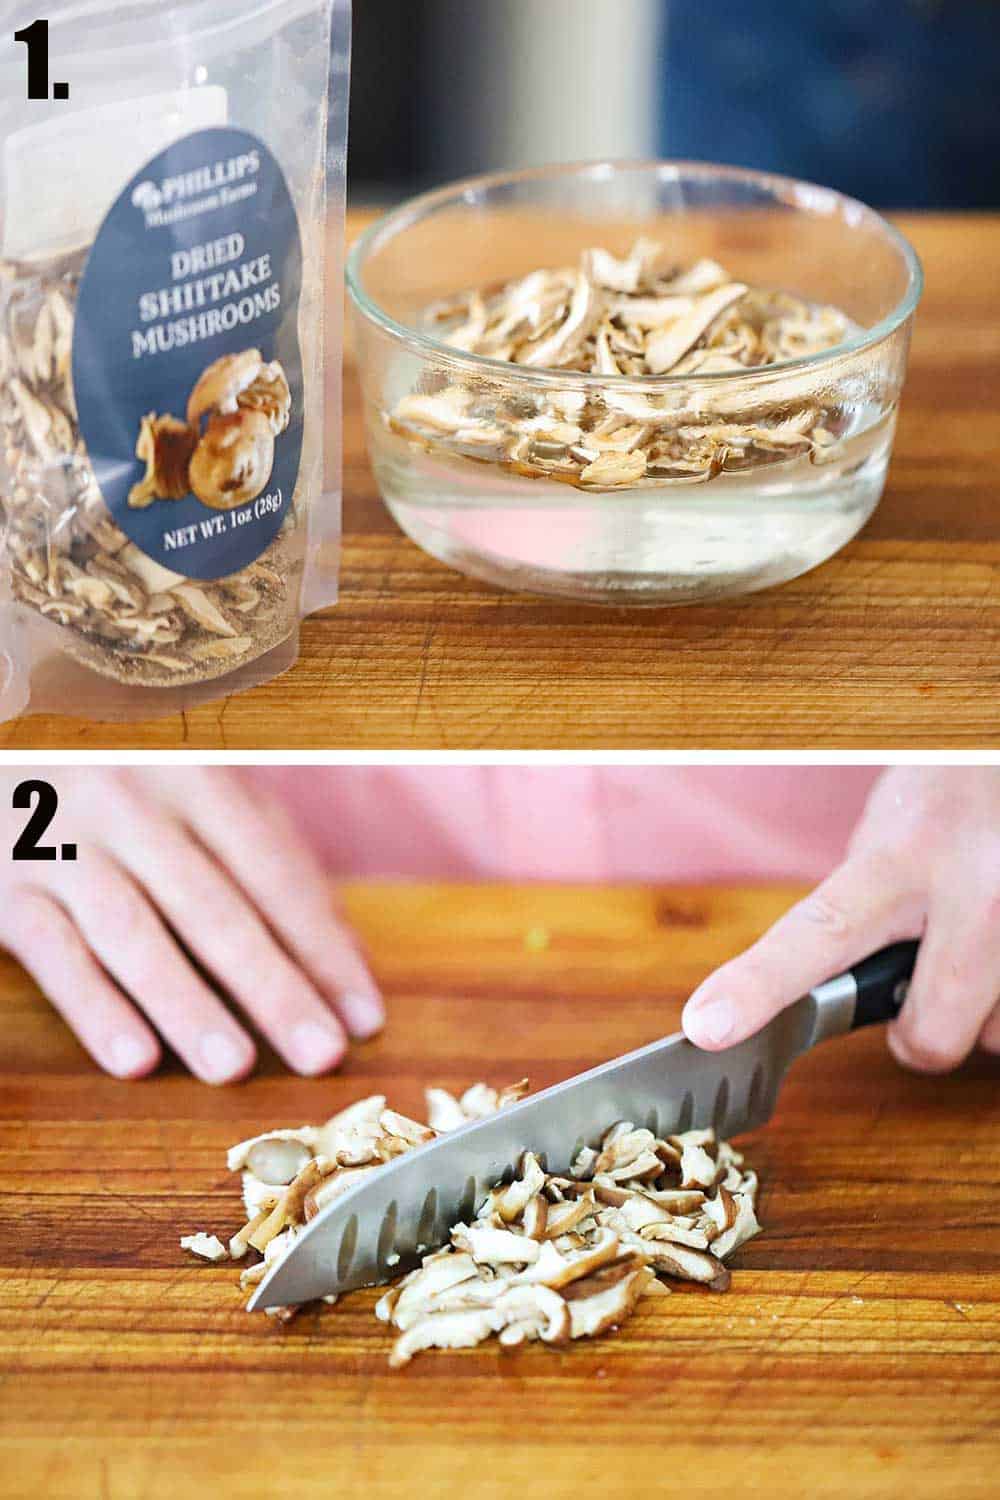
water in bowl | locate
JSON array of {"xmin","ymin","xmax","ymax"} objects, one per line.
[{"xmin": 370, "ymin": 403, "xmax": 896, "ymax": 604}]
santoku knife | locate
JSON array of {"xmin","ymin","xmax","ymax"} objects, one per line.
[{"xmin": 249, "ymin": 941, "xmax": 918, "ymax": 1312}]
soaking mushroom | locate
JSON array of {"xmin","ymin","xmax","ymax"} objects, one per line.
[{"xmin": 388, "ymin": 238, "xmax": 853, "ymax": 492}]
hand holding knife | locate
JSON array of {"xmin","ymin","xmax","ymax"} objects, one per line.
[{"xmin": 250, "ymin": 942, "xmax": 919, "ymax": 1312}]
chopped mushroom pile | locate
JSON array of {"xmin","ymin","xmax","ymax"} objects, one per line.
[
  {"xmin": 181, "ymin": 1081, "xmax": 761, "ymax": 1366},
  {"xmin": 389, "ymin": 239, "xmax": 853, "ymax": 490}
]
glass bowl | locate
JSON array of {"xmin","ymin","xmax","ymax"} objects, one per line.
[{"xmin": 347, "ymin": 161, "xmax": 922, "ymax": 605}]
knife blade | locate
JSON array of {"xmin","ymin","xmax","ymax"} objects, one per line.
[{"xmin": 249, "ymin": 941, "xmax": 918, "ymax": 1311}]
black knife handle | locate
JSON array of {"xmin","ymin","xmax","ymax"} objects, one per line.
[{"xmin": 848, "ymin": 941, "xmax": 920, "ymax": 1030}]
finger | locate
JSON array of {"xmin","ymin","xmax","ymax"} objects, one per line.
[
  {"xmin": 978, "ymin": 1000, "xmax": 1000, "ymax": 1054},
  {"xmin": 0, "ymin": 888, "xmax": 161, "ymax": 1079},
  {"xmin": 49, "ymin": 851, "xmax": 257, "ymax": 1085},
  {"xmin": 147, "ymin": 769, "xmax": 384, "ymax": 1038},
  {"xmin": 888, "ymin": 895, "xmax": 1000, "ymax": 1073},
  {"xmin": 101, "ymin": 780, "xmax": 349, "ymax": 1075},
  {"xmin": 682, "ymin": 852, "xmax": 922, "ymax": 1050}
]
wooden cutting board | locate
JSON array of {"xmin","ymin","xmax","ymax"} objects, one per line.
[
  {"xmin": 2, "ymin": 882, "xmax": 999, "ymax": 1499},
  {"xmin": 4, "ymin": 213, "xmax": 1000, "ymax": 751}
]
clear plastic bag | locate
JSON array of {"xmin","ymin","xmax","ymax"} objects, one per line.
[{"xmin": 0, "ymin": 0, "xmax": 349, "ymax": 721}]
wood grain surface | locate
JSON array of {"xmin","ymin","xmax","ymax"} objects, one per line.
[
  {"xmin": 3, "ymin": 213, "xmax": 999, "ymax": 750},
  {"xmin": 2, "ymin": 882, "xmax": 998, "ymax": 1499}
]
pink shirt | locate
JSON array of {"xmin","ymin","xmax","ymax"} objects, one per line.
[{"xmin": 250, "ymin": 768, "xmax": 878, "ymax": 884}]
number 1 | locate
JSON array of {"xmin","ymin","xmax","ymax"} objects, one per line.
[{"xmin": 14, "ymin": 19, "xmax": 69, "ymax": 100}]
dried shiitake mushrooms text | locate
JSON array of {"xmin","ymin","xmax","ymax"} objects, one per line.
[
  {"xmin": 389, "ymin": 238, "xmax": 852, "ymax": 490},
  {"xmin": 182, "ymin": 1080, "xmax": 761, "ymax": 1367},
  {"xmin": 0, "ymin": 254, "xmax": 300, "ymax": 687}
]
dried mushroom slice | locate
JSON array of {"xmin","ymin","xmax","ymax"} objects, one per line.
[
  {"xmin": 425, "ymin": 1087, "xmax": 472, "ymax": 1133},
  {"xmin": 452, "ymin": 1223, "xmax": 542, "ymax": 1265},
  {"xmin": 645, "ymin": 1242, "xmax": 732, "ymax": 1291},
  {"xmin": 314, "ymin": 1094, "xmax": 387, "ymax": 1154},
  {"xmin": 580, "ymin": 450, "xmax": 647, "ymax": 489},
  {"xmin": 394, "ymin": 388, "xmax": 474, "ymax": 435},
  {"xmin": 388, "ymin": 1308, "xmax": 503, "ymax": 1368},
  {"xmin": 712, "ymin": 1187, "xmax": 760, "ymax": 1260},
  {"xmin": 227, "ymin": 1126, "xmax": 320, "ymax": 1175},
  {"xmin": 180, "ymin": 1232, "xmax": 229, "ymax": 1262},
  {"xmin": 544, "ymin": 1191, "xmax": 598, "ymax": 1239},
  {"xmin": 303, "ymin": 1164, "xmax": 380, "ymax": 1221},
  {"xmin": 379, "ymin": 1109, "xmax": 436, "ymax": 1150},
  {"xmin": 514, "ymin": 1227, "xmax": 621, "ymax": 1289},
  {"xmin": 516, "ymin": 270, "xmax": 599, "ymax": 369},
  {"xmin": 387, "ymin": 1252, "xmax": 481, "ymax": 1330},
  {"xmin": 566, "ymin": 1264, "xmax": 651, "ymax": 1340},
  {"xmin": 245, "ymin": 1137, "xmax": 315, "ymax": 1186},
  {"xmin": 490, "ymin": 1151, "xmax": 547, "ymax": 1223},
  {"xmin": 492, "ymin": 1285, "xmax": 571, "ymax": 1346},
  {"xmin": 644, "ymin": 282, "xmax": 749, "ymax": 375},
  {"xmin": 387, "ymin": 237, "xmax": 855, "ymax": 492},
  {"xmin": 424, "ymin": 1078, "xmax": 528, "ymax": 1132},
  {"xmin": 521, "ymin": 1194, "xmax": 549, "ymax": 1241}
]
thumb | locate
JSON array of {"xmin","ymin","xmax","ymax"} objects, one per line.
[{"xmin": 681, "ymin": 854, "xmax": 919, "ymax": 1050}]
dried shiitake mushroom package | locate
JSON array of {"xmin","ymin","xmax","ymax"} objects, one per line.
[{"xmin": 0, "ymin": 0, "xmax": 350, "ymax": 720}]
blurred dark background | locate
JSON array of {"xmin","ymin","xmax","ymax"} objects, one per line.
[{"xmin": 348, "ymin": 0, "xmax": 1000, "ymax": 208}]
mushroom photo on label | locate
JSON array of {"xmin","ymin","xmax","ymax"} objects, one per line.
[
  {"xmin": 185, "ymin": 349, "xmax": 292, "ymax": 508},
  {"xmin": 189, "ymin": 407, "xmax": 276, "ymax": 511},
  {"xmin": 124, "ymin": 350, "xmax": 294, "ymax": 515}
]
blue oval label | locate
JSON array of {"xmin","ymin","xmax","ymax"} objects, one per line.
[{"xmin": 73, "ymin": 126, "xmax": 303, "ymax": 581}]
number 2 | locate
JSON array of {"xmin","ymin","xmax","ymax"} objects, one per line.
[{"xmin": 12, "ymin": 780, "xmax": 61, "ymax": 861}]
